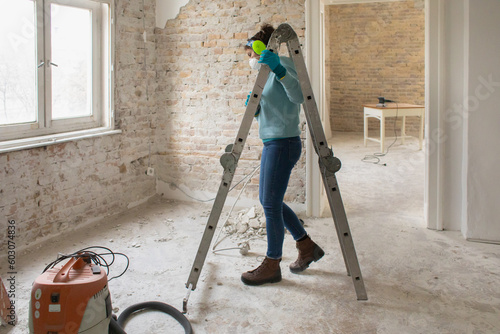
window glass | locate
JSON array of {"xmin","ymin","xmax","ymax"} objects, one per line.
[
  {"xmin": 0, "ymin": 0, "xmax": 37, "ymax": 125},
  {"xmin": 51, "ymin": 4, "xmax": 92, "ymax": 119}
]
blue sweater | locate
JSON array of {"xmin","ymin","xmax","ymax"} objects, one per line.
[{"xmin": 256, "ymin": 57, "xmax": 304, "ymax": 141}]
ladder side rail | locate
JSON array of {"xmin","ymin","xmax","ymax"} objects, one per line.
[
  {"xmin": 266, "ymin": 24, "xmax": 328, "ymax": 159},
  {"xmin": 231, "ymin": 67, "xmax": 271, "ymax": 159},
  {"xmin": 185, "ymin": 174, "xmax": 235, "ymax": 290},
  {"xmin": 267, "ymin": 24, "xmax": 330, "ymax": 161},
  {"xmin": 321, "ymin": 170, "xmax": 368, "ymax": 300},
  {"xmin": 269, "ymin": 27, "xmax": 351, "ymax": 275},
  {"xmin": 185, "ymin": 67, "xmax": 271, "ymax": 291},
  {"xmin": 285, "ymin": 36, "xmax": 350, "ymax": 265},
  {"xmin": 286, "ymin": 38, "xmax": 332, "ymax": 159},
  {"xmin": 283, "ymin": 27, "xmax": 368, "ymax": 301},
  {"xmin": 287, "ymin": 37, "xmax": 353, "ymax": 277},
  {"xmin": 319, "ymin": 165, "xmax": 352, "ymax": 277}
]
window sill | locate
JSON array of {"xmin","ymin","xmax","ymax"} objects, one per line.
[{"xmin": 0, "ymin": 128, "xmax": 122, "ymax": 154}]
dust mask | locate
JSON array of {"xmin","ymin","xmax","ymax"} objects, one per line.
[{"xmin": 249, "ymin": 58, "xmax": 261, "ymax": 71}]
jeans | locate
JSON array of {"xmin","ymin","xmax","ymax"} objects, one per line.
[{"xmin": 259, "ymin": 136, "xmax": 307, "ymax": 259}]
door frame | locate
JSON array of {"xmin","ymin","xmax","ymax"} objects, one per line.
[{"xmin": 305, "ymin": 0, "xmax": 443, "ymax": 230}]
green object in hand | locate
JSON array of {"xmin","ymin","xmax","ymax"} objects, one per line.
[{"xmin": 252, "ymin": 40, "xmax": 266, "ymax": 55}]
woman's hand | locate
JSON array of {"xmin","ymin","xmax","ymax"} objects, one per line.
[{"xmin": 258, "ymin": 50, "xmax": 286, "ymax": 79}]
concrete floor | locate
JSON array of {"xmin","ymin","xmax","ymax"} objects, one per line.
[{"xmin": 4, "ymin": 132, "xmax": 500, "ymax": 333}]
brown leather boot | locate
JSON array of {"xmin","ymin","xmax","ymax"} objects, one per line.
[
  {"xmin": 289, "ymin": 235, "xmax": 325, "ymax": 273},
  {"xmin": 241, "ymin": 257, "xmax": 282, "ymax": 286}
]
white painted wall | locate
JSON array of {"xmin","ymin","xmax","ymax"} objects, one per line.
[
  {"xmin": 432, "ymin": 0, "xmax": 500, "ymax": 242},
  {"xmin": 441, "ymin": 0, "xmax": 465, "ymax": 232},
  {"xmin": 425, "ymin": 0, "xmax": 445, "ymax": 231},
  {"xmin": 305, "ymin": 0, "xmax": 324, "ymax": 217},
  {"xmin": 464, "ymin": 0, "xmax": 500, "ymax": 242},
  {"xmin": 155, "ymin": 0, "xmax": 189, "ymax": 29}
]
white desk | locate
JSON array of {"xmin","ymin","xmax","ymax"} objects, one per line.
[{"xmin": 363, "ymin": 103, "xmax": 425, "ymax": 152}]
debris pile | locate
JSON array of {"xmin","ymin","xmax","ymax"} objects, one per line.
[{"xmin": 223, "ymin": 206, "xmax": 266, "ymax": 241}]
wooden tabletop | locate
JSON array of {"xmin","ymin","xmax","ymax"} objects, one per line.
[{"xmin": 363, "ymin": 103, "xmax": 424, "ymax": 109}]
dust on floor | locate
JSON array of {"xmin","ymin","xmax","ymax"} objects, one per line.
[{"xmin": 3, "ymin": 133, "xmax": 500, "ymax": 333}]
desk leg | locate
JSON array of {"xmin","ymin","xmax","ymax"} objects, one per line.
[
  {"xmin": 380, "ymin": 115, "xmax": 385, "ymax": 153},
  {"xmin": 364, "ymin": 114, "xmax": 368, "ymax": 147},
  {"xmin": 401, "ymin": 116, "xmax": 406, "ymax": 145}
]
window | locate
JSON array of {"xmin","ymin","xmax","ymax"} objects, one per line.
[{"xmin": 0, "ymin": 0, "xmax": 115, "ymax": 150}]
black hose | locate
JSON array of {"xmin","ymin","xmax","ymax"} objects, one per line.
[
  {"xmin": 109, "ymin": 316, "xmax": 127, "ymax": 334},
  {"xmin": 108, "ymin": 301, "xmax": 193, "ymax": 334}
]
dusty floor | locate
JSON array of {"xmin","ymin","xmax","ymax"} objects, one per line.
[{"xmin": 2, "ymin": 132, "xmax": 500, "ymax": 334}]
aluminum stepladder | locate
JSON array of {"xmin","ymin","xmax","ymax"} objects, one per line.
[{"xmin": 183, "ymin": 23, "xmax": 367, "ymax": 313}]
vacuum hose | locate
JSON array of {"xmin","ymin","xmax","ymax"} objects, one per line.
[{"xmin": 109, "ymin": 301, "xmax": 193, "ymax": 334}]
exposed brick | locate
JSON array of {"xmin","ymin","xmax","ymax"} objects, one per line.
[
  {"xmin": 0, "ymin": 0, "xmax": 158, "ymax": 252},
  {"xmin": 0, "ymin": 0, "xmax": 309, "ymax": 253},
  {"xmin": 326, "ymin": 0, "xmax": 425, "ymax": 134}
]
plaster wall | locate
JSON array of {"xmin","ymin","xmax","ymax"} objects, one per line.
[
  {"xmin": 436, "ymin": 0, "xmax": 500, "ymax": 240},
  {"xmin": 465, "ymin": 0, "xmax": 500, "ymax": 242},
  {"xmin": 441, "ymin": 0, "xmax": 465, "ymax": 232},
  {"xmin": 155, "ymin": 0, "xmax": 190, "ymax": 28}
]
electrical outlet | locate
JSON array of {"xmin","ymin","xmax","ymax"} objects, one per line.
[{"xmin": 146, "ymin": 167, "xmax": 155, "ymax": 176}]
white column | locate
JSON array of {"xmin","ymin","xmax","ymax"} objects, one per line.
[{"xmin": 305, "ymin": 0, "xmax": 324, "ymax": 217}]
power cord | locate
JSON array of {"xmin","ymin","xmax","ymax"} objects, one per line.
[
  {"xmin": 362, "ymin": 100, "xmax": 399, "ymax": 166},
  {"xmin": 42, "ymin": 246, "xmax": 129, "ymax": 282},
  {"xmin": 170, "ymin": 138, "xmax": 306, "ymax": 202},
  {"xmin": 212, "ymin": 165, "xmax": 261, "ymax": 254},
  {"xmin": 170, "ymin": 164, "xmax": 261, "ymax": 202},
  {"xmin": 168, "ymin": 165, "xmax": 262, "ymax": 255}
]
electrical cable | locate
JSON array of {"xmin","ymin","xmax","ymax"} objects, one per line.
[
  {"xmin": 212, "ymin": 247, "xmax": 242, "ymax": 253},
  {"xmin": 362, "ymin": 101, "xmax": 399, "ymax": 166},
  {"xmin": 189, "ymin": 137, "xmax": 306, "ymax": 252},
  {"xmin": 170, "ymin": 164, "xmax": 261, "ymax": 203},
  {"xmin": 212, "ymin": 165, "xmax": 261, "ymax": 253},
  {"xmin": 42, "ymin": 246, "xmax": 130, "ymax": 282}
]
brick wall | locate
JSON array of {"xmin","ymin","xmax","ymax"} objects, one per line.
[
  {"xmin": 0, "ymin": 0, "xmax": 308, "ymax": 252},
  {"xmin": 326, "ymin": 0, "xmax": 425, "ymax": 135},
  {"xmin": 154, "ymin": 0, "xmax": 307, "ymax": 205},
  {"xmin": 0, "ymin": 0, "xmax": 158, "ymax": 252}
]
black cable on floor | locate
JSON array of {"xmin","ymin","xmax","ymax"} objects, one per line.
[
  {"xmin": 362, "ymin": 102, "xmax": 399, "ymax": 166},
  {"xmin": 109, "ymin": 301, "xmax": 193, "ymax": 334}
]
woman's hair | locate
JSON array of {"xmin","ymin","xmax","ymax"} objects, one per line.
[{"xmin": 244, "ymin": 23, "xmax": 275, "ymax": 51}]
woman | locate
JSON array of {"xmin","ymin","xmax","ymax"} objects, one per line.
[{"xmin": 241, "ymin": 24, "xmax": 324, "ymax": 286}]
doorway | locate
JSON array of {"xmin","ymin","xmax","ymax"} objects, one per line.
[{"xmin": 306, "ymin": 0, "xmax": 427, "ymax": 227}]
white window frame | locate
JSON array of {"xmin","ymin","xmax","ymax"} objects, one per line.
[{"xmin": 0, "ymin": 0, "xmax": 118, "ymax": 153}]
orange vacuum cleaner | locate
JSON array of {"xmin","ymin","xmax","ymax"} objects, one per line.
[
  {"xmin": 29, "ymin": 253, "xmax": 112, "ymax": 334},
  {"xmin": 29, "ymin": 247, "xmax": 193, "ymax": 334}
]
